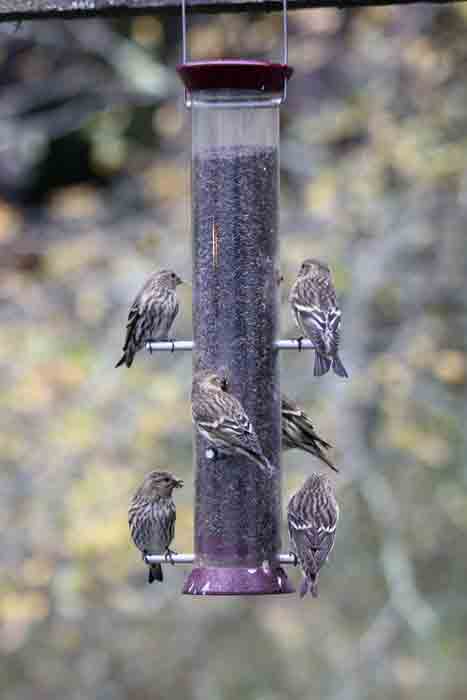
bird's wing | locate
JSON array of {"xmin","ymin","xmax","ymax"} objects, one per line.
[
  {"xmin": 288, "ymin": 501, "xmax": 338, "ymax": 540},
  {"xmin": 281, "ymin": 396, "xmax": 302, "ymax": 419},
  {"xmin": 166, "ymin": 501, "xmax": 176, "ymax": 547},
  {"xmin": 288, "ymin": 509, "xmax": 336, "ymax": 573},
  {"xmin": 296, "ymin": 302, "xmax": 341, "ymax": 354},
  {"xmin": 195, "ymin": 390, "xmax": 265, "ymax": 459},
  {"xmin": 126, "ymin": 275, "xmax": 157, "ymax": 325},
  {"xmin": 285, "ymin": 400, "xmax": 333, "ymax": 451},
  {"xmin": 293, "ymin": 302, "xmax": 329, "ymax": 329},
  {"xmin": 282, "ymin": 398, "xmax": 318, "ymax": 435},
  {"xmin": 121, "ymin": 299, "xmax": 142, "ymax": 347},
  {"xmin": 201, "ymin": 397, "xmax": 253, "ymax": 441},
  {"xmin": 121, "ymin": 279, "xmax": 155, "ymax": 350},
  {"xmin": 293, "ymin": 304, "xmax": 327, "ymax": 353}
]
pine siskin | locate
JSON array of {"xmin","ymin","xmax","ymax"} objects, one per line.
[
  {"xmin": 192, "ymin": 369, "xmax": 273, "ymax": 475},
  {"xmin": 128, "ymin": 470, "xmax": 183, "ymax": 583},
  {"xmin": 282, "ymin": 395, "xmax": 338, "ymax": 473},
  {"xmin": 289, "ymin": 259, "xmax": 348, "ymax": 378},
  {"xmin": 116, "ymin": 269, "xmax": 183, "ymax": 368},
  {"xmin": 287, "ymin": 473, "xmax": 339, "ymax": 598}
]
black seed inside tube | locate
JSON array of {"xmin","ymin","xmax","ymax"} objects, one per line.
[{"xmin": 192, "ymin": 145, "xmax": 281, "ymax": 567}]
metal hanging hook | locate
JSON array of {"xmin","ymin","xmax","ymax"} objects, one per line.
[
  {"xmin": 180, "ymin": 0, "xmax": 289, "ymax": 105},
  {"xmin": 181, "ymin": 0, "xmax": 187, "ymax": 65},
  {"xmin": 282, "ymin": 0, "xmax": 288, "ymax": 67}
]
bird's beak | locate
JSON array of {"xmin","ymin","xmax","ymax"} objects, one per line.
[{"xmin": 174, "ymin": 479, "xmax": 184, "ymax": 488}]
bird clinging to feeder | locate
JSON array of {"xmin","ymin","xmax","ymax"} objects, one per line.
[
  {"xmin": 282, "ymin": 395, "xmax": 338, "ymax": 473},
  {"xmin": 192, "ymin": 369, "xmax": 274, "ymax": 475},
  {"xmin": 287, "ymin": 473, "xmax": 339, "ymax": 598},
  {"xmin": 289, "ymin": 259, "xmax": 348, "ymax": 378},
  {"xmin": 129, "ymin": 471, "xmax": 184, "ymax": 583},
  {"xmin": 116, "ymin": 269, "xmax": 183, "ymax": 368}
]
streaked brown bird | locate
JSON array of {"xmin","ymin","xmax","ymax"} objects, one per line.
[
  {"xmin": 282, "ymin": 395, "xmax": 338, "ymax": 473},
  {"xmin": 128, "ymin": 470, "xmax": 183, "ymax": 583},
  {"xmin": 287, "ymin": 473, "xmax": 339, "ymax": 598},
  {"xmin": 116, "ymin": 269, "xmax": 183, "ymax": 368},
  {"xmin": 289, "ymin": 259, "xmax": 348, "ymax": 378},
  {"xmin": 192, "ymin": 369, "xmax": 273, "ymax": 475}
]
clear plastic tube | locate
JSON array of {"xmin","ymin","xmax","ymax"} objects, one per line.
[{"xmin": 183, "ymin": 84, "xmax": 293, "ymax": 595}]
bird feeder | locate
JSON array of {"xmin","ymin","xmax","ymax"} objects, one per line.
[{"xmin": 177, "ymin": 0, "xmax": 294, "ymax": 595}]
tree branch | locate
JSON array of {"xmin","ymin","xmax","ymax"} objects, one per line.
[{"xmin": 0, "ymin": 0, "xmax": 463, "ymax": 23}]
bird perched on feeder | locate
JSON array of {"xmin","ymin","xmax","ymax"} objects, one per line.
[
  {"xmin": 287, "ymin": 473, "xmax": 339, "ymax": 598},
  {"xmin": 192, "ymin": 369, "xmax": 273, "ymax": 475},
  {"xmin": 282, "ymin": 395, "xmax": 338, "ymax": 473},
  {"xmin": 289, "ymin": 259, "xmax": 348, "ymax": 378},
  {"xmin": 128, "ymin": 470, "xmax": 183, "ymax": 583},
  {"xmin": 116, "ymin": 269, "xmax": 183, "ymax": 368}
]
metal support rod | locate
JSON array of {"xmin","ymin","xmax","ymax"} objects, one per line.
[
  {"xmin": 145, "ymin": 553, "xmax": 296, "ymax": 565},
  {"xmin": 146, "ymin": 339, "xmax": 315, "ymax": 352}
]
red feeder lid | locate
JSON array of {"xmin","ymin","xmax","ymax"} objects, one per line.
[{"xmin": 177, "ymin": 60, "xmax": 293, "ymax": 93}]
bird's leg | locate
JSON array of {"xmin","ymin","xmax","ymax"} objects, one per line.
[
  {"xmin": 296, "ymin": 336, "xmax": 304, "ymax": 352},
  {"xmin": 164, "ymin": 548, "xmax": 178, "ymax": 565},
  {"xmin": 148, "ymin": 342, "xmax": 153, "ymax": 355}
]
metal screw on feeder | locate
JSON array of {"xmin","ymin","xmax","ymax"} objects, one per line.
[{"xmin": 175, "ymin": 0, "xmax": 294, "ymax": 596}]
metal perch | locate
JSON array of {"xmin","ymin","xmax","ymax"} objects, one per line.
[
  {"xmin": 145, "ymin": 553, "xmax": 297, "ymax": 565},
  {"xmin": 146, "ymin": 339, "xmax": 315, "ymax": 352}
]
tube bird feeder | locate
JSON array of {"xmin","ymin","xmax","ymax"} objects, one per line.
[{"xmin": 178, "ymin": 2, "xmax": 294, "ymax": 595}]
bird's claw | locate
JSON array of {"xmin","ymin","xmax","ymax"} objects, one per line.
[
  {"xmin": 289, "ymin": 551, "xmax": 299, "ymax": 567},
  {"xmin": 296, "ymin": 337, "xmax": 303, "ymax": 352},
  {"xmin": 164, "ymin": 548, "xmax": 177, "ymax": 565}
]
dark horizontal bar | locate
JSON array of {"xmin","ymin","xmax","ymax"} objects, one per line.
[
  {"xmin": 145, "ymin": 553, "xmax": 296, "ymax": 564},
  {"xmin": 0, "ymin": 0, "xmax": 462, "ymax": 22},
  {"xmin": 145, "ymin": 339, "xmax": 315, "ymax": 351}
]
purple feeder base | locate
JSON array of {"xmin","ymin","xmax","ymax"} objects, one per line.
[{"xmin": 183, "ymin": 564, "xmax": 294, "ymax": 596}]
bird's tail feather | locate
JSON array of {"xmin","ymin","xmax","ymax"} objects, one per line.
[
  {"xmin": 115, "ymin": 352, "xmax": 132, "ymax": 368},
  {"xmin": 148, "ymin": 563, "xmax": 163, "ymax": 584},
  {"xmin": 314, "ymin": 353, "xmax": 331, "ymax": 377},
  {"xmin": 316, "ymin": 449, "xmax": 339, "ymax": 473},
  {"xmin": 246, "ymin": 451, "xmax": 274, "ymax": 476},
  {"xmin": 332, "ymin": 354, "xmax": 348, "ymax": 378},
  {"xmin": 298, "ymin": 442, "xmax": 338, "ymax": 472}
]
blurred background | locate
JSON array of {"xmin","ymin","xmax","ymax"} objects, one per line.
[{"xmin": 0, "ymin": 5, "xmax": 466, "ymax": 700}]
